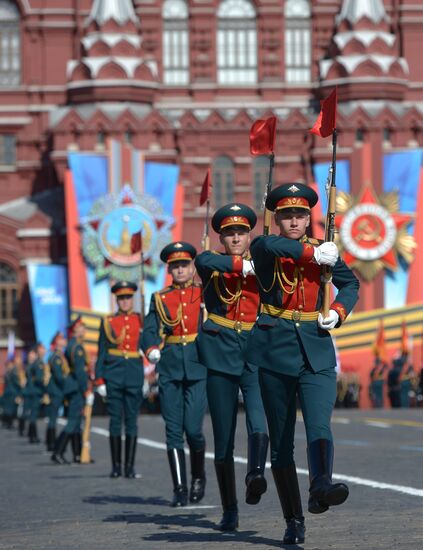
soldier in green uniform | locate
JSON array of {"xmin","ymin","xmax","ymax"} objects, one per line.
[
  {"xmin": 28, "ymin": 343, "xmax": 47, "ymax": 444},
  {"xmin": 247, "ymin": 183, "xmax": 359, "ymax": 545},
  {"xmin": 95, "ymin": 282, "xmax": 144, "ymax": 479},
  {"xmin": 141, "ymin": 242, "xmax": 207, "ymax": 507},
  {"xmin": 195, "ymin": 204, "xmax": 269, "ymax": 531},
  {"xmin": 45, "ymin": 331, "xmax": 68, "ymax": 451},
  {"xmin": 51, "ymin": 317, "xmax": 89, "ymax": 464},
  {"xmin": 369, "ymin": 359, "xmax": 387, "ymax": 408},
  {"xmin": 1, "ymin": 359, "xmax": 20, "ymax": 429},
  {"xmin": 22, "ymin": 348, "xmax": 37, "ymax": 438}
]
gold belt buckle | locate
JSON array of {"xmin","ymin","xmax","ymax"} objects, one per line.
[
  {"xmin": 292, "ymin": 310, "xmax": 301, "ymax": 322},
  {"xmin": 234, "ymin": 320, "xmax": 243, "ymax": 333}
]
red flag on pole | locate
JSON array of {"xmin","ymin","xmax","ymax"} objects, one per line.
[
  {"xmin": 310, "ymin": 88, "xmax": 337, "ymax": 138},
  {"xmin": 199, "ymin": 167, "xmax": 212, "ymax": 206},
  {"xmin": 130, "ymin": 231, "xmax": 142, "ymax": 254},
  {"xmin": 400, "ymin": 319, "xmax": 409, "ymax": 356},
  {"xmin": 373, "ymin": 319, "xmax": 388, "ymax": 364},
  {"xmin": 249, "ymin": 116, "xmax": 277, "ymax": 156}
]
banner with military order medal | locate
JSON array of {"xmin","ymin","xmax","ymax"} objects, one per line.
[{"xmin": 64, "ymin": 139, "xmax": 183, "ymax": 352}]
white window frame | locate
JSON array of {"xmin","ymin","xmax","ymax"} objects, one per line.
[
  {"xmin": 0, "ymin": 0, "xmax": 20, "ymax": 87},
  {"xmin": 285, "ymin": 0, "xmax": 311, "ymax": 84},
  {"xmin": 162, "ymin": 0, "xmax": 189, "ymax": 86}
]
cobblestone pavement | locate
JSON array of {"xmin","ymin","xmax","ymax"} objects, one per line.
[{"xmin": 1, "ymin": 409, "xmax": 422, "ymax": 550}]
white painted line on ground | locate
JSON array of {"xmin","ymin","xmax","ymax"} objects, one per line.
[
  {"xmin": 332, "ymin": 418, "xmax": 351, "ymax": 424},
  {"xmin": 89, "ymin": 424, "xmax": 423, "ymax": 499},
  {"xmin": 364, "ymin": 421, "xmax": 391, "ymax": 429}
]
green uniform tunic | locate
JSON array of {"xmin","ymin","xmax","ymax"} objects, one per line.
[
  {"xmin": 64, "ymin": 338, "xmax": 88, "ymax": 434},
  {"xmin": 46, "ymin": 350, "xmax": 68, "ymax": 429},
  {"xmin": 195, "ymin": 251, "xmax": 267, "ymax": 463},
  {"xmin": 141, "ymin": 283, "xmax": 207, "ymax": 450},
  {"xmin": 95, "ymin": 311, "xmax": 143, "ymax": 437},
  {"xmin": 247, "ymin": 234, "xmax": 359, "ymax": 466},
  {"xmin": 28, "ymin": 358, "xmax": 45, "ymax": 423}
]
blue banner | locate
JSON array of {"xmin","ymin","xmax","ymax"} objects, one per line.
[{"xmin": 27, "ymin": 264, "xmax": 69, "ymax": 349}]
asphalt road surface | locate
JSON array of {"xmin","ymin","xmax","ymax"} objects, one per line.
[{"xmin": 1, "ymin": 409, "xmax": 422, "ymax": 550}]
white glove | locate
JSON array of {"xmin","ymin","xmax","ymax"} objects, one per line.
[
  {"xmin": 96, "ymin": 384, "xmax": 107, "ymax": 398},
  {"xmin": 242, "ymin": 259, "xmax": 255, "ymax": 277},
  {"xmin": 318, "ymin": 310, "xmax": 339, "ymax": 331},
  {"xmin": 313, "ymin": 242, "xmax": 339, "ymax": 266},
  {"xmin": 85, "ymin": 392, "xmax": 95, "ymax": 406},
  {"xmin": 148, "ymin": 348, "xmax": 161, "ymax": 364}
]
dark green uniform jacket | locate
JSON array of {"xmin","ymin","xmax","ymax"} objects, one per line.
[
  {"xmin": 95, "ymin": 311, "xmax": 144, "ymax": 388},
  {"xmin": 195, "ymin": 251, "xmax": 261, "ymax": 376},
  {"xmin": 247, "ymin": 235, "xmax": 360, "ymax": 375},
  {"xmin": 47, "ymin": 351, "xmax": 68, "ymax": 398},
  {"xmin": 64, "ymin": 338, "xmax": 88, "ymax": 396},
  {"xmin": 29, "ymin": 359, "xmax": 45, "ymax": 399},
  {"xmin": 141, "ymin": 284, "xmax": 206, "ymax": 381}
]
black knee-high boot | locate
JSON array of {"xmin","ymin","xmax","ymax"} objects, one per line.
[
  {"xmin": 272, "ymin": 464, "xmax": 305, "ymax": 544},
  {"xmin": 167, "ymin": 449, "xmax": 188, "ymax": 507},
  {"xmin": 51, "ymin": 431, "xmax": 71, "ymax": 465},
  {"xmin": 308, "ymin": 439, "xmax": 349, "ymax": 514},
  {"xmin": 124, "ymin": 436, "xmax": 138, "ymax": 478},
  {"xmin": 109, "ymin": 436, "xmax": 122, "ymax": 478},
  {"xmin": 245, "ymin": 432, "xmax": 269, "ymax": 505},
  {"xmin": 215, "ymin": 460, "xmax": 238, "ymax": 531},
  {"xmin": 189, "ymin": 446, "xmax": 206, "ymax": 503}
]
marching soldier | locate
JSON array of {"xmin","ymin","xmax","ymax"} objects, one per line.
[
  {"xmin": 52, "ymin": 317, "xmax": 90, "ymax": 464},
  {"xmin": 195, "ymin": 204, "xmax": 268, "ymax": 531},
  {"xmin": 28, "ymin": 343, "xmax": 47, "ymax": 444},
  {"xmin": 141, "ymin": 242, "xmax": 207, "ymax": 507},
  {"xmin": 247, "ymin": 183, "xmax": 359, "ymax": 545},
  {"xmin": 1, "ymin": 359, "xmax": 20, "ymax": 429},
  {"xmin": 388, "ymin": 358, "xmax": 403, "ymax": 408},
  {"xmin": 95, "ymin": 282, "xmax": 144, "ymax": 479},
  {"xmin": 45, "ymin": 331, "xmax": 68, "ymax": 451},
  {"xmin": 369, "ymin": 359, "xmax": 387, "ymax": 408}
]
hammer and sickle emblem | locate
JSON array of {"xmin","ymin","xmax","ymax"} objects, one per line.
[{"xmin": 356, "ymin": 216, "xmax": 383, "ymax": 243}]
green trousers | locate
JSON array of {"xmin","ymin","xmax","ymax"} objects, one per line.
[
  {"xmin": 106, "ymin": 381, "xmax": 143, "ymax": 437},
  {"xmin": 159, "ymin": 377, "xmax": 207, "ymax": 450},
  {"xmin": 207, "ymin": 368, "xmax": 267, "ymax": 462},
  {"xmin": 64, "ymin": 392, "xmax": 84, "ymax": 434},
  {"xmin": 259, "ymin": 365, "xmax": 336, "ymax": 467}
]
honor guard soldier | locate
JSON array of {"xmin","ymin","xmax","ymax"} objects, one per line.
[
  {"xmin": 1, "ymin": 359, "xmax": 20, "ymax": 429},
  {"xmin": 45, "ymin": 331, "xmax": 68, "ymax": 451},
  {"xmin": 369, "ymin": 359, "xmax": 387, "ymax": 408},
  {"xmin": 141, "ymin": 242, "xmax": 207, "ymax": 507},
  {"xmin": 247, "ymin": 183, "xmax": 359, "ymax": 545},
  {"xmin": 28, "ymin": 343, "xmax": 47, "ymax": 444},
  {"xmin": 95, "ymin": 281, "xmax": 144, "ymax": 479},
  {"xmin": 195, "ymin": 204, "xmax": 268, "ymax": 532},
  {"xmin": 52, "ymin": 317, "xmax": 90, "ymax": 464}
]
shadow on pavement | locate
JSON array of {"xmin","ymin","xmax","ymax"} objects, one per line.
[{"xmin": 84, "ymin": 495, "xmax": 169, "ymax": 506}]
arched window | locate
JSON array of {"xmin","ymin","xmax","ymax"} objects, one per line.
[
  {"xmin": 217, "ymin": 0, "xmax": 257, "ymax": 85},
  {"xmin": 253, "ymin": 156, "xmax": 270, "ymax": 210},
  {"xmin": 285, "ymin": 0, "xmax": 311, "ymax": 83},
  {"xmin": 213, "ymin": 156, "xmax": 235, "ymax": 207},
  {"xmin": 0, "ymin": 1, "xmax": 20, "ymax": 87},
  {"xmin": 162, "ymin": 0, "xmax": 189, "ymax": 85},
  {"xmin": 0, "ymin": 262, "xmax": 18, "ymax": 337}
]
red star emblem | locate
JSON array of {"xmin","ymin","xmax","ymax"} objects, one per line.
[{"xmin": 336, "ymin": 186, "xmax": 413, "ymax": 271}]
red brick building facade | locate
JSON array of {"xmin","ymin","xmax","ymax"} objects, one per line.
[{"xmin": 0, "ymin": 0, "xmax": 422, "ymax": 359}]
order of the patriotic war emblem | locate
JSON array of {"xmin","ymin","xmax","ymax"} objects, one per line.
[{"xmin": 81, "ymin": 184, "xmax": 173, "ymax": 282}]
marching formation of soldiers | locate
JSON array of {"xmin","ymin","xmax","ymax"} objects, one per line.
[
  {"xmin": 369, "ymin": 355, "xmax": 421, "ymax": 409},
  {"xmin": 1, "ymin": 183, "xmax": 362, "ymax": 546}
]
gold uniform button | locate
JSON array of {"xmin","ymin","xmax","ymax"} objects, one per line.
[
  {"xmin": 300, "ymin": 267, "xmax": 304, "ymax": 271},
  {"xmin": 241, "ymin": 296, "xmax": 246, "ymax": 300},
  {"xmin": 240, "ymin": 312, "xmax": 245, "ymax": 317},
  {"xmin": 181, "ymin": 291, "xmax": 185, "ymax": 295},
  {"xmin": 125, "ymin": 344, "xmax": 130, "ymax": 349},
  {"xmin": 184, "ymin": 328, "xmax": 188, "ymax": 333},
  {"xmin": 183, "ymin": 302, "xmax": 187, "ymax": 306},
  {"xmin": 243, "ymin": 281, "xmax": 247, "ymax": 286},
  {"xmin": 126, "ymin": 334, "xmax": 130, "ymax": 339},
  {"xmin": 124, "ymin": 316, "xmax": 128, "ymax": 321},
  {"xmin": 295, "ymin": 323, "xmax": 300, "ymax": 327},
  {"xmin": 298, "ymin": 305, "xmax": 303, "ymax": 310},
  {"xmin": 184, "ymin": 315, "xmax": 188, "ymax": 319},
  {"xmin": 126, "ymin": 325, "xmax": 130, "ymax": 329}
]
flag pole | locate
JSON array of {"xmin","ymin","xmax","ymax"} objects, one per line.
[
  {"xmin": 263, "ymin": 152, "xmax": 275, "ymax": 236},
  {"xmin": 322, "ymin": 128, "xmax": 337, "ymax": 317},
  {"xmin": 140, "ymin": 245, "xmax": 146, "ymax": 324}
]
